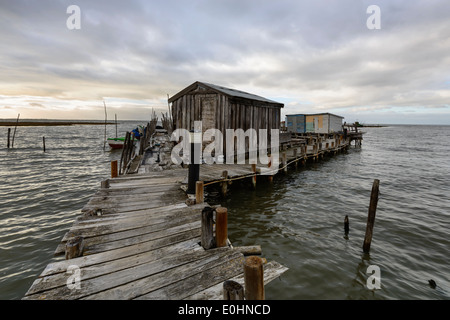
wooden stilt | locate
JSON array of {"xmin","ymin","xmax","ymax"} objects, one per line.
[
  {"xmin": 196, "ymin": 181, "xmax": 204, "ymax": 204},
  {"xmin": 201, "ymin": 207, "xmax": 215, "ymax": 250},
  {"xmin": 7, "ymin": 128, "xmax": 11, "ymax": 149},
  {"xmin": 221, "ymin": 170, "xmax": 228, "ymax": 196},
  {"xmin": 251, "ymin": 164, "xmax": 257, "ymax": 189},
  {"xmin": 363, "ymin": 179, "xmax": 380, "ymax": 253},
  {"xmin": 223, "ymin": 280, "xmax": 244, "ymax": 300},
  {"xmin": 215, "ymin": 207, "xmax": 228, "ymax": 248},
  {"xmin": 111, "ymin": 160, "xmax": 118, "ymax": 178},
  {"xmin": 244, "ymin": 256, "xmax": 264, "ymax": 300}
]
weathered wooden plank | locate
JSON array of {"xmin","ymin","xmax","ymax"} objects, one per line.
[
  {"xmin": 27, "ymin": 245, "xmax": 233, "ymax": 300},
  {"xmin": 83, "ymin": 220, "xmax": 201, "ymax": 255},
  {"xmin": 54, "ymin": 204, "xmax": 204, "ymax": 255},
  {"xmin": 184, "ymin": 261, "xmax": 289, "ymax": 300},
  {"xmin": 80, "ymin": 250, "xmax": 244, "ymax": 300},
  {"xmin": 25, "ymin": 238, "xmax": 201, "ymax": 296},
  {"xmin": 135, "ymin": 251, "xmax": 245, "ymax": 300},
  {"xmin": 44, "ymin": 228, "xmax": 201, "ymax": 278}
]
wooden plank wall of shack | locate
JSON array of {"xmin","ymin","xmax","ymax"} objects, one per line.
[{"xmin": 169, "ymin": 82, "xmax": 283, "ymax": 157}]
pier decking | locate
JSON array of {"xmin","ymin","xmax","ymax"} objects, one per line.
[
  {"xmin": 23, "ymin": 170, "xmax": 287, "ymax": 300},
  {"xmin": 24, "ymin": 129, "xmax": 361, "ymax": 300}
]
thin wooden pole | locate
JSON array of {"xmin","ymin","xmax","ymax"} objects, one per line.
[
  {"xmin": 7, "ymin": 128, "xmax": 11, "ymax": 148},
  {"xmin": 103, "ymin": 101, "xmax": 107, "ymax": 151},
  {"xmin": 12, "ymin": 113, "xmax": 19, "ymax": 148},
  {"xmin": 201, "ymin": 207, "xmax": 215, "ymax": 250},
  {"xmin": 223, "ymin": 280, "xmax": 244, "ymax": 300},
  {"xmin": 196, "ymin": 181, "xmax": 204, "ymax": 204},
  {"xmin": 244, "ymin": 256, "xmax": 265, "ymax": 300},
  {"xmin": 363, "ymin": 179, "xmax": 380, "ymax": 253},
  {"xmin": 42, "ymin": 137, "xmax": 46, "ymax": 152},
  {"xmin": 282, "ymin": 152, "xmax": 287, "ymax": 173},
  {"xmin": 215, "ymin": 207, "xmax": 228, "ymax": 248},
  {"xmin": 221, "ymin": 170, "xmax": 228, "ymax": 196},
  {"xmin": 251, "ymin": 164, "xmax": 257, "ymax": 189},
  {"xmin": 115, "ymin": 114, "xmax": 118, "ymax": 138},
  {"xmin": 267, "ymin": 155, "xmax": 273, "ymax": 183}
]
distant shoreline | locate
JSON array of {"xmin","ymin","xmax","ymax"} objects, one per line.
[{"xmin": 0, "ymin": 121, "xmax": 117, "ymax": 127}]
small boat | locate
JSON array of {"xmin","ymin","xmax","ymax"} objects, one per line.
[
  {"xmin": 107, "ymin": 126, "xmax": 142, "ymax": 149},
  {"xmin": 107, "ymin": 137, "xmax": 127, "ymax": 149}
]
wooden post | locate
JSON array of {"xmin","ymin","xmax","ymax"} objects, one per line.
[
  {"xmin": 12, "ymin": 113, "xmax": 19, "ymax": 148},
  {"xmin": 65, "ymin": 236, "xmax": 84, "ymax": 260},
  {"xmin": 251, "ymin": 164, "xmax": 257, "ymax": 189},
  {"xmin": 282, "ymin": 152, "xmax": 287, "ymax": 173},
  {"xmin": 267, "ymin": 155, "xmax": 273, "ymax": 183},
  {"xmin": 363, "ymin": 179, "xmax": 380, "ymax": 253},
  {"xmin": 215, "ymin": 207, "xmax": 228, "ymax": 248},
  {"xmin": 111, "ymin": 160, "xmax": 118, "ymax": 178},
  {"xmin": 42, "ymin": 137, "xmax": 46, "ymax": 152},
  {"xmin": 101, "ymin": 179, "xmax": 110, "ymax": 189},
  {"xmin": 201, "ymin": 207, "xmax": 215, "ymax": 249},
  {"xmin": 244, "ymin": 256, "xmax": 264, "ymax": 300},
  {"xmin": 221, "ymin": 170, "xmax": 228, "ymax": 196},
  {"xmin": 344, "ymin": 215, "xmax": 349, "ymax": 238},
  {"xmin": 7, "ymin": 128, "xmax": 10, "ymax": 148},
  {"xmin": 293, "ymin": 148, "xmax": 298, "ymax": 168},
  {"xmin": 196, "ymin": 181, "xmax": 204, "ymax": 204},
  {"xmin": 223, "ymin": 280, "xmax": 244, "ymax": 300}
]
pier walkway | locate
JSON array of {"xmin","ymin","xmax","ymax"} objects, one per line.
[
  {"xmin": 24, "ymin": 130, "xmax": 361, "ymax": 300},
  {"xmin": 23, "ymin": 170, "xmax": 287, "ymax": 300}
]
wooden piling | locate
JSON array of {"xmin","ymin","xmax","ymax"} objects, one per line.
[
  {"xmin": 7, "ymin": 128, "xmax": 10, "ymax": 148},
  {"xmin": 244, "ymin": 256, "xmax": 265, "ymax": 300},
  {"xmin": 221, "ymin": 170, "xmax": 228, "ymax": 196},
  {"xmin": 223, "ymin": 280, "xmax": 244, "ymax": 300},
  {"xmin": 363, "ymin": 179, "xmax": 380, "ymax": 253},
  {"xmin": 201, "ymin": 207, "xmax": 215, "ymax": 250},
  {"xmin": 65, "ymin": 236, "xmax": 84, "ymax": 260},
  {"xmin": 215, "ymin": 207, "xmax": 228, "ymax": 248},
  {"xmin": 42, "ymin": 137, "xmax": 46, "ymax": 152},
  {"xmin": 267, "ymin": 155, "xmax": 273, "ymax": 183},
  {"xmin": 282, "ymin": 152, "xmax": 287, "ymax": 173},
  {"xmin": 251, "ymin": 164, "xmax": 257, "ymax": 188},
  {"xmin": 344, "ymin": 215, "xmax": 349, "ymax": 237},
  {"xmin": 111, "ymin": 160, "xmax": 118, "ymax": 178},
  {"xmin": 196, "ymin": 181, "xmax": 204, "ymax": 204},
  {"xmin": 101, "ymin": 179, "xmax": 110, "ymax": 189}
]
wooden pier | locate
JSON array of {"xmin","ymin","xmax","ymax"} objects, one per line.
[
  {"xmin": 23, "ymin": 171, "xmax": 287, "ymax": 300},
  {"xmin": 24, "ymin": 127, "xmax": 361, "ymax": 300}
]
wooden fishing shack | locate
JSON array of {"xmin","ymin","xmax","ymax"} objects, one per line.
[{"xmin": 168, "ymin": 81, "xmax": 284, "ymax": 156}]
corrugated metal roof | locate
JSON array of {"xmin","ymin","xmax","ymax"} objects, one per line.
[
  {"xmin": 198, "ymin": 82, "xmax": 282, "ymax": 105},
  {"xmin": 168, "ymin": 81, "xmax": 283, "ymax": 107}
]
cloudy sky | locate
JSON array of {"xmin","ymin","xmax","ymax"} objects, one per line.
[{"xmin": 1, "ymin": 0, "xmax": 449, "ymax": 124}]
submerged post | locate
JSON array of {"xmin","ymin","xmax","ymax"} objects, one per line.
[
  {"xmin": 363, "ymin": 179, "xmax": 380, "ymax": 253},
  {"xmin": 344, "ymin": 215, "xmax": 349, "ymax": 238},
  {"xmin": 244, "ymin": 256, "xmax": 265, "ymax": 300},
  {"xmin": 7, "ymin": 128, "xmax": 11, "ymax": 148}
]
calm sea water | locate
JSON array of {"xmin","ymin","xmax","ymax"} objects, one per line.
[{"xmin": 0, "ymin": 123, "xmax": 449, "ymax": 300}]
